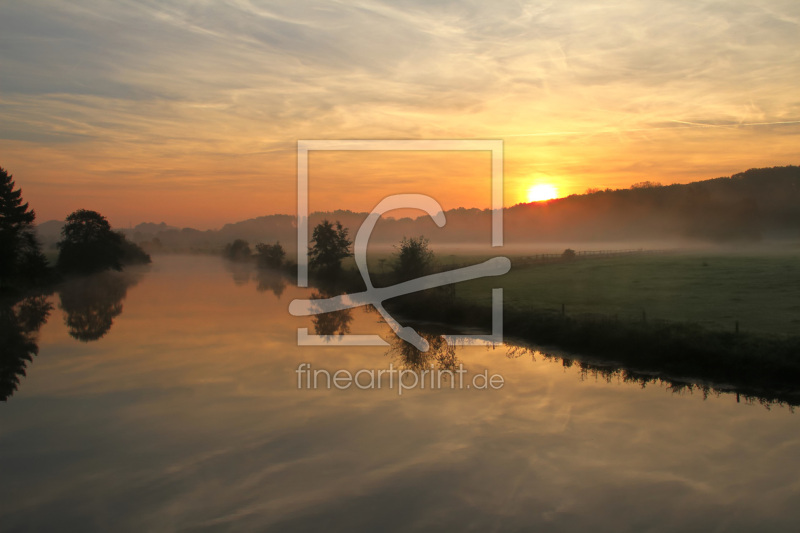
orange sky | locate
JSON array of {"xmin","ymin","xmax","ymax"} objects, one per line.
[{"xmin": 1, "ymin": 1, "xmax": 799, "ymax": 229}]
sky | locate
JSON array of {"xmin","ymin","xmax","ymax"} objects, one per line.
[{"xmin": 1, "ymin": 0, "xmax": 799, "ymax": 229}]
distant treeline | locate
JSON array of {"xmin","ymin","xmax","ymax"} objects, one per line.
[{"xmin": 36, "ymin": 165, "xmax": 800, "ymax": 254}]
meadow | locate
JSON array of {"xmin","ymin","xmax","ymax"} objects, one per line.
[
  {"xmin": 362, "ymin": 247, "xmax": 800, "ymax": 401},
  {"xmin": 452, "ymin": 249, "xmax": 800, "ymax": 337}
]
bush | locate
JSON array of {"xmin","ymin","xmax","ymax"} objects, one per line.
[
  {"xmin": 394, "ymin": 236, "xmax": 434, "ymax": 282},
  {"xmin": 255, "ymin": 242, "xmax": 285, "ymax": 269},
  {"xmin": 223, "ymin": 239, "xmax": 252, "ymax": 261}
]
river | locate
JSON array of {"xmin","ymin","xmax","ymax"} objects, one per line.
[{"xmin": 1, "ymin": 255, "xmax": 798, "ymax": 532}]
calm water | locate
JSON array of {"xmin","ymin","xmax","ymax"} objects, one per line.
[{"xmin": 2, "ymin": 255, "xmax": 799, "ymax": 532}]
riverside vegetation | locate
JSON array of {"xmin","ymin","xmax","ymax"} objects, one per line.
[{"xmin": 234, "ymin": 218, "xmax": 800, "ymax": 405}]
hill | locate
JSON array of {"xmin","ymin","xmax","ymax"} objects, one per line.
[{"xmin": 47, "ymin": 165, "xmax": 800, "ymax": 254}]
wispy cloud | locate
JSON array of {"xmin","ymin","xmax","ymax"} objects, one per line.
[{"xmin": 1, "ymin": 0, "xmax": 799, "ymax": 226}]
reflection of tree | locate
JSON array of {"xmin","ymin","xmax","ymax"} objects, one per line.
[
  {"xmin": 0, "ymin": 295, "xmax": 52, "ymax": 401},
  {"xmin": 310, "ymin": 291, "xmax": 353, "ymax": 339},
  {"xmin": 223, "ymin": 261, "xmax": 289, "ymax": 298},
  {"xmin": 255, "ymin": 269, "xmax": 287, "ymax": 298},
  {"xmin": 58, "ymin": 271, "xmax": 138, "ymax": 342},
  {"xmin": 223, "ymin": 260, "xmax": 253, "ymax": 286},
  {"xmin": 504, "ymin": 344, "xmax": 798, "ymax": 409},
  {"xmin": 387, "ymin": 332, "xmax": 459, "ymax": 371}
]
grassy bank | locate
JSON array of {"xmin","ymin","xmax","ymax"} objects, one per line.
[
  {"xmin": 372, "ymin": 250, "xmax": 800, "ymax": 404},
  {"xmin": 455, "ymin": 251, "xmax": 800, "ymax": 336}
]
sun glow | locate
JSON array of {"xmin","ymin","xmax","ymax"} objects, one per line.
[{"xmin": 526, "ymin": 184, "xmax": 559, "ymax": 203}]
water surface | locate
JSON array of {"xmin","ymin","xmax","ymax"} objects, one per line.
[{"xmin": 1, "ymin": 255, "xmax": 799, "ymax": 532}]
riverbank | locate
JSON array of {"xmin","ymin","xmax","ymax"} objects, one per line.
[
  {"xmin": 372, "ymin": 250, "xmax": 800, "ymax": 405},
  {"xmin": 385, "ymin": 291, "xmax": 800, "ymax": 406}
]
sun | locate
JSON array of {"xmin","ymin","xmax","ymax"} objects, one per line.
[{"xmin": 526, "ymin": 183, "xmax": 559, "ymax": 203}]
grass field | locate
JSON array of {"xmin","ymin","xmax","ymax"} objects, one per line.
[
  {"xmin": 351, "ymin": 247, "xmax": 800, "ymax": 401},
  {"xmin": 452, "ymin": 251, "xmax": 800, "ymax": 336}
]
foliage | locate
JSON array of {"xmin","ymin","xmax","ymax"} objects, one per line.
[
  {"xmin": 630, "ymin": 181, "xmax": 663, "ymax": 189},
  {"xmin": 394, "ymin": 235, "xmax": 434, "ymax": 282},
  {"xmin": 57, "ymin": 209, "xmax": 125, "ymax": 274},
  {"xmin": 0, "ymin": 167, "xmax": 48, "ymax": 289},
  {"xmin": 223, "ymin": 239, "xmax": 252, "ymax": 261},
  {"xmin": 255, "ymin": 241, "xmax": 286, "ymax": 269},
  {"xmin": 56, "ymin": 209, "xmax": 150, "ymax": 275},
  {"xmin": 561, "ymin": 248, "xmax": 576, "ymax": 260},
  {"xmin": 309, "ymin": 220, "xmax": 352, "ymax": 276},
  {"xmin": 119, "ymin": 237, "xmax": 152, "ymax": 265}
]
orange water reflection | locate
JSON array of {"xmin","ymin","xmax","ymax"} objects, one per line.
[{"xmin": 1, "ymin": 255, "xmax": 798, "ymax": 531}]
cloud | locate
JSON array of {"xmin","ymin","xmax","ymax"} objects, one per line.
[{"xmin": 1, "ymin": 0, "xmax": 799, "ymax": 225}]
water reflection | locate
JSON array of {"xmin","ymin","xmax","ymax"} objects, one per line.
[
  {"xmin": 506, "ymin": 344, "xmax": 799, "ymax": 409},
  {"xmin": 0, "ymin": 295, "xmax": 52, "ymax": 401},
  {"xmin": 3, "ymin": 255, "xmax": 800, "ymax": 531},
  {"xmin": 58, "ymin": 271, "xmax": 139, "ymax": 342},
  {"xmin": 224, "ymin": 261, "xmax": 289, "ymax": 298},
  {"xmin": 387, "ymin": 332, "xmax": 460, "ymax": 371},
  {"xmin": 309, "ymin": 291, "xmax": 353, "ymax": 338},
  {"xmin": 254, "ymin": 269, "xmax": 287, "ymax": 298},
  {"xmin": 224, "ymin": 260, "xmax": 252, "ymax": 286}
]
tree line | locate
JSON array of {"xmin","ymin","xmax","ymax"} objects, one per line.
[
  {"xmin": 0, "ymin": 166, "xmax": 151, "ymax": 296},
  {"xmin": 222, "ymin": 218, "xmax": 436, "ymax": 284}
]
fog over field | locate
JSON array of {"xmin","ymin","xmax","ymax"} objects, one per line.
[{"xmin": 36, "ymin": 166, "xmax": 798, "ymax": 258}]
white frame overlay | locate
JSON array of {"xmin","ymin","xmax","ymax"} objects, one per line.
[{"xmin": 296, "ymin": 139, "xmax": 505, "ymax": 347}]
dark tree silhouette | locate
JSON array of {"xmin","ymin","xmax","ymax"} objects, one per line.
[
  {"xmin": 119, "ymin": 237, "xmax": 152, "ymax": 265},
  {"xmin": 223, "ymin": 239, "xmax": 252, "ymax": 261},
  {"xmin": 56, "ymin": 209, "xmax": 150, "ymax": 275},
  {"xmin": 255, "ymin": 241, "xmax": 285, "ymax": 269},
  {"xmin": 57, "ymin": 210, "xmax": 123, "ymax": 274},
  {"xmin": 0, "ymin": 295, "xmax": 52, "ymax": 401},
  {"xmin": 309, "ymin": 220, "xmax": 352, "ymax": 277},
  {"xmin": 394, "ymin": 235, "xmax": 434, "ymax": 282},
  {"xmin": 0, "ymin": 167, "xmax": 48, "ymax": 290}
]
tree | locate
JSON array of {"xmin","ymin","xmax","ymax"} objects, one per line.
[
  {"xmin": 309, "ymin": 220, "xmax": 352, "ymax": 276},
  {"xmin": 119, "ymin": 237, "xmax": 152, "ymax": 265},
  {"xmin": 394, "ymin": 236, "xmax": 434, "ymax": 282},
  {"xmin": 57, "ymin": 209, "xmax": 125, "ymax": 274},
  {"xmin": 223, "ymin": 239, "xmax": 252, "ymax": 261},
  {"xmin": 255, "ymin": 241, "xmax": 285, "ymax": 269},
  {"xmin": 630, "ymin": 181, "xmax": 662, "ymax": 189},
  {"xmin": 0, "ymin": 167, "xmax": 48, "ymax": 289}
]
